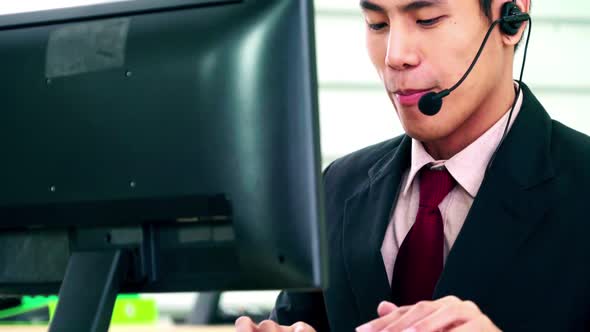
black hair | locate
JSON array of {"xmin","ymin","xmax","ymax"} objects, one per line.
[{"xmin": 480, "ymin": 0, "xmax": 494, "ymax": 21}]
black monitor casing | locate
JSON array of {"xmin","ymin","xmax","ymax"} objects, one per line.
[{"xmin": 0, "ymin": 1, "xmax": 325, "ymax": 330}]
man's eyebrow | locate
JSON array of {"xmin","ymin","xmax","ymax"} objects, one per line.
[
  {"xmin": 359, "ymin": 0, "xmax": 385, "ymax": 13},
  {"xmin": 360, "ymin": 0, "xmax": 447, "ymax": 13},
  {"xmin": 400, "ymin": 0, "xmax": 447, "ymax": 13}
]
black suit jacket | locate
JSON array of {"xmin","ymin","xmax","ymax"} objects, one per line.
[{"xmin": 270, "ymin": 83, "xmax": 590, "ymax": 331}]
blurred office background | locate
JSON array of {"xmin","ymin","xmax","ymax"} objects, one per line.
[{"xmin": 1, "ymin": 0, "xmax": 589, "ymax": 326}]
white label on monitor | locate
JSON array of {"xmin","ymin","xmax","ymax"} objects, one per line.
[{"xmin": 45, "ymin": 17, "xmax": 130, "ymax": 78}]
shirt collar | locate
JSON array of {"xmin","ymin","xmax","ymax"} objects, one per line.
[{"xmin": 402, "ymin": 82, "xmax": 524, "ymax": 198}]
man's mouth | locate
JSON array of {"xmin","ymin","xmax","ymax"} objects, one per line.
[{"xmin": 393, "ymin": 89, "xmax": 432, "ymax": 106}]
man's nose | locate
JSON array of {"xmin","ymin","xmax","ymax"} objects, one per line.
[{"xmin": 385, "ymin": 29, "xmax": 420, "ymax": 71}]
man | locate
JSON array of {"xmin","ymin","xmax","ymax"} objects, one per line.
[{"xmin": 236, "ymin": 0, "xmax": 590, "ymax": 331}]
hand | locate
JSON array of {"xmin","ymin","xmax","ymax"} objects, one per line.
[
  {"xmin": 235, "ymin": 316, "xmax": 317, "ymax": 332},
  {"xmin": 356, "ymin": 296, "xmax": 501, "ymax": 332}
]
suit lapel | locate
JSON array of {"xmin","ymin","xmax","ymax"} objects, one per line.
[
  {"xmin": 434, "ymin": 83, "xmax": 556, "ymax": 307},
  {"xmin": 342, "ymin": 136, "xmax": 411, "ymax": 323},
  {"xmin": 433, "ymin": 169, "xmax": 553, "ymax": 304}
]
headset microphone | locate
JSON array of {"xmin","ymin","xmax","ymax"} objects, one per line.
[{"xmin": 418, "ymin": 2, "xmax": 530, "ymax": 116}]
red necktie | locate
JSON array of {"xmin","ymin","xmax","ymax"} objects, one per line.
[{"xmin": 391, "ymin": 167, "xmax": 456, "ymax": 306}]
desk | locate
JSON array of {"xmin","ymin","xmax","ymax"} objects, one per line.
[{"xmin": 0, "ymin": 326, "xmax": 233, "ymax": 332}]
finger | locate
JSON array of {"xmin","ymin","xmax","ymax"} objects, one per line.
[
  {"xmin": 290, "ymin": 321, "xmax": 317, "ymax": 332},
  {"xmin": 235, "ymin": 316, "xmax": 258, "ymax": 332},
  {"xmin": 257, "ymin": 319, "xmax": 282, "ymax": 332},
  {"xmin": 379, "ymin": 296, "xmax": 462, "ymax": 332},
  {"xmin": 409, "ymin": 300, "xmax": 480, "ymax": 332},
  {"xmin": 377, "ymin": 301, "xmax": 399, "ymax": 317},
  {"xmin": 356, "ymin": 306, "xmax": 411, "ymax": 332},
  {"xmin": 447, "ymin": 315, "xmax": 498, "ymax": 332},
  {"xmin": 380, "ymin": 301, "xmax": 441, "ymax": 332}
]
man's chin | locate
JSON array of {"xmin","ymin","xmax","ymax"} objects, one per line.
[{"xmin": 403, "ymin": 126, "xmax": 451, "ymax": 143}]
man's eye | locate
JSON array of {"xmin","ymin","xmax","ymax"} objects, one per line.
[
  {"xmin": 417, "ymin": 16, "xmax": 444, "ymax": 27},
  {"xmin": 368, "ymin": 22, "xmax": 388, "ymax": 31}
]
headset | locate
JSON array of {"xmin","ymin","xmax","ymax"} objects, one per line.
[
  {"xmin": 418, "ymin": 1, "xmax": 531, "ymax": 116},
  {"xmin": 417, "ymin": 0, "xmax": 531, "ymax": 170}
]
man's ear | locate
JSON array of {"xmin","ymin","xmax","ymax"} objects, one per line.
[{"xmin": 501, "ymin": 0, "xmax": 531, "ymax": 48}]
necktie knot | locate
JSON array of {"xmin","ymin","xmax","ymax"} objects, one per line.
[{"xmin": 419, "ymin": 167, "xmax": 456, "ymax": 209}]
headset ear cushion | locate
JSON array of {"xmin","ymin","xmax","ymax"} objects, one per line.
[{"xmin": 500, "ymin": 2, "xmax": 524, "ymax": 36}]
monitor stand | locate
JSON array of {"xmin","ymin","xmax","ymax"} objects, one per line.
[{"xmin": 48, "ymin": 250, "xmax": 129, "ymax": 332}]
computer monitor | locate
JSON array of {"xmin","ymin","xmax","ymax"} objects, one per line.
[{"xmin": 0, "ymin": 0, "xmax": 325, "ymax": 330}]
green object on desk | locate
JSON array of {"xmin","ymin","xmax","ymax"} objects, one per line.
[
  {"xmin": 47, "ymin": 295, "xmax": 158, "ymax": 324},
  {"xmin": 0, "ymin": 295, "xmax": 158, "ymax": 325},
  {"xmin": 0, "ymin": 296, "xmax": 53, "ymax": 320}
]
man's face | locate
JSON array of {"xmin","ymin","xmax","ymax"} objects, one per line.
[{"xmin": 362, "ymin": 0, "xmax": 508, "ymax": 142}]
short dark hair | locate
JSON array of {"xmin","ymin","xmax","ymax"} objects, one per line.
[{"xmin": 480, "ymin": 0, "xmax": 494, "ymax": 21}]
